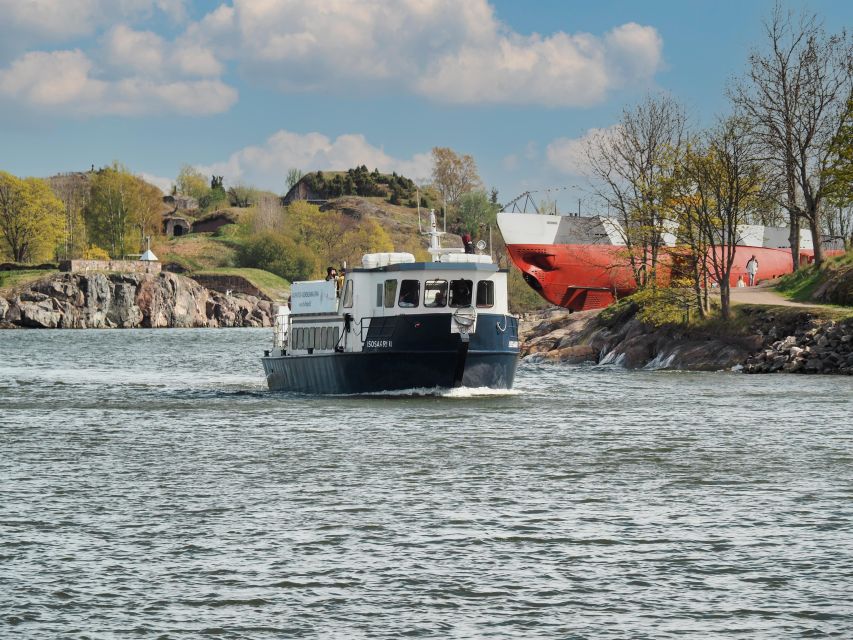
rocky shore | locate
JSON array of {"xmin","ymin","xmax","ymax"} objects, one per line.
[
  {"xmin": 0, "ymin": 272, "xmax": 275, "ymax": 329},
  {"xmin": 521, "ymin": 305, "xmax": 853, "ymax": 375}
]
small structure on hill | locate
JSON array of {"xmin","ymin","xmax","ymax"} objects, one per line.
[
  {"xmin": 163, "ymin": 193, "xmax": 199, "ymax": 211},
  {"xmin": 163, "ymin": 215, "xmax": 191, "ymax": 237},
  {"xmin": 192, "ymin": 211, "xmax": 236, "ymax": 234},
  {"xmin": 282, "ymin": 178, "xmax": 325, "ymax": 205}
]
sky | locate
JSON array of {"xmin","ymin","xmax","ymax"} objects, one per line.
[{"xmin": 1, "ymin": 0, "xmax": 851, "ymax": 212}]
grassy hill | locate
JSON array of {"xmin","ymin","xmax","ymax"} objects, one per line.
[{"xmin": 776, "ymin": 249, "xmax": 853, "ymax": 306}]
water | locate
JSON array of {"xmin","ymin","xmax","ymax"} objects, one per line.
[{"xmin": 1, "ymin": 328, "xmax": 852, "ymax": 639}]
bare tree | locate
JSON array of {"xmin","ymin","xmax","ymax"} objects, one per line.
[
  {"xmin": 431, "ymin": 147, "xmax": 481, "ymax": 205},
  {"xmin": 688, "ymin": 117, "xmax": 766, "ymax": 320},
  {"xmin": 586, "ymin": 93, "xmax": 688, "ymax": 288},
  {"xmin": 253, "ymin": 193, "xmax": 284, "ymax": 233},
  {"xmin": 733, "ymin": 3, "xmax": 853, "ymax": 267}
]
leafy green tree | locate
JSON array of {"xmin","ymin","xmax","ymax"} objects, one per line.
[
  {"xmin": 285, "ymin": 168, "xmax": 303, "ymax": 192},
  {"xmin": 176, "ymin": 165, "xmax": 209, "ymax": 201},
  {"xmin": 0, "ymin": 172, "xmax": 65, "ymax": 263},
  {"xmin": 456, "ymin": 190, "xmax": 499, "ymax": 237},
  {"xmin": 228, "ymin": 183, "xmax": 259, "ymax": 207},
  {"xmin": 85, "ymin": 163, "xmax": 163, "ymax": 258}
]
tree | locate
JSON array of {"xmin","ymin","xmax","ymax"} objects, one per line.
[
  {"xmin": 252, "ymin": 193, "xmax": 285, "ymax": 233},
  {"xmin": 48, "ymin": 173, "xmax": 90, "ymax": 259},
  {"xmin": 85, "ymin": 164, "xmax": 162, "ymax": 258},
  {"xmin": 431, "ymin": 147, "xmax": 481, "ymax": 205},
  {"xmin": 586, "ymin": 94, "xmax": 688, "ymax": 288},
  {"xmin": 682, "ymin": 117, "xmax": 767, "ymax": 320},
  {"xmin": 733, "ymin": 3, "xmax": 853, "ymax": 267},
  {"xmin": 285, "ymin": 168, "xmax": 303, "ymax": 192},
  {"xmin": 823, "ymin": 98, "xmax": 853, "ymax": 247},
  {"xmin": 228, "ymin": 183, "xmax": 258, "ymax": 208},
  {"xmin": 456, "ymin": 190, "xmax": 499, "ymax": 237},
  {"xmin": 0, "ymin": 172, "xmax": 65, "ymax": 263},
  {"xmin": 237, "ymin": 232, "xmax": 316, "ymax": 282},
  {"xmin": 176, "ymin": 165, "xmax": 209, "ymax": 200}
]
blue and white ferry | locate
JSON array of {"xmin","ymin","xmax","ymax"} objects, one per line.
[{"xmin": 261, "ymin": 211, "xmax": 519, "ymax": 394}]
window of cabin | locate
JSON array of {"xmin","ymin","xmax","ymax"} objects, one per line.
[
  {"xmin": 295, "ymin": 328, "xmax": 303, "ymax": 349},
  {"xmin": 424, "ymin": 280, "xmax": 448, "ymax": 307},
  {"xmin": 384, "ymin": 279, "xmax": 397, "ymax": 308},
  {"xmin": 333, "ymin": 327, "xmax": 340, "ymax": 348},
  {"xmin": 343, "ymin": 279, "xmax": 354, "ymax": 308},
  {"xmin": 320, "ymin": 326, "xmax": 329, "ymax": 349},
  {"xmin": 307, "ymin": 327, "xmax": 315, "ymax": 350},
  {"xmin": 398, "ymin": 280, "xmax": 420, "ymax": 308},
  {"xmin": 476, "ymin": 280, "xmax": 495, "ymax": 308},
  {"xmin": 449, "ymin": 279, "xmax": 473, "ymax": 307},
  {"xmin": 376, "ymin": 283, "xmax": 383, "ymax": 307}
]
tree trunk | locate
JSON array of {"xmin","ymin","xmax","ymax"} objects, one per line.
[
  {"xmin": 809, "ymin": 214, "xmax": 824, "ymax": 266},
  {"xmin": 720, "ymin": 283, "xmax": 731, "ymax": 321},
  {"xmin": 788, "ymin": 210, "xmax": 800, "ymax": 271}
]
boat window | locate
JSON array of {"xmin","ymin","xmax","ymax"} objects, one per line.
[
  {"xmin": 376, "ymin": 283, "xmax": 383, "ymax": 307},
  {"xmin": 398, "ymin": 280, "xmax": 420, "ymax": 308},
  {"xmin": 295, "ymin": 328, "xmax": 303, "ymax": 349},
  {"xmin": 449, "ymin": 279, "xmax": 473, "ymax": 307},
  {"xmin": 333, "ymin": 327, "xmax": 340, "ymax": 349},
  {"xmin": 384, "ymin": 279, "xmax": 397, "ymax": 308},
  {"xmin": 476, "ymin": 280, "xmax": 495, "ymax": 308},
  {"xmin": 343, "ymin": 279, "xmax": 354, "ymax": 308},
  {"xmin": 307, "ymin": 327, "xmax": 315, "ymax": 349},
  {"xmin": 424, "ymin": 280, "xmax": 448, "ymax": 307},
  {"xmin": 320, "ymin": 326, "xmax": 328, "ymax": 349}
]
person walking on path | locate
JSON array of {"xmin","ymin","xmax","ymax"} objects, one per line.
[{"xmin": 746, "ymin": 255, "xmax": 759, "ymax": 286}]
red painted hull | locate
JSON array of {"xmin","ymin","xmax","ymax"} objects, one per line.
[{"xmin": 506, "ymin": 243, "xmax": 819, "ymax": 312}]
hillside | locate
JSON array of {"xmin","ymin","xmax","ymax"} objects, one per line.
[{"xmin": 776, "ymin": 249, "xmax": 853, "ymax": 306}]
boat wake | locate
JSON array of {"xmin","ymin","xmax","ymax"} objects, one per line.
[{"xmin": 338, "ymin": 386, "xmax": 521, "ymax": 399}]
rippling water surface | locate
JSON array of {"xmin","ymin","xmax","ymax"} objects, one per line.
[{"xmin": 2, "ymin": 328, "xmax": 852, "ymax": 639}]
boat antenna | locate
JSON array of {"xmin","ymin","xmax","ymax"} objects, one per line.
[
  {"xmin": 443, "ymin": 199, "xmax": 447, "ymax": 233},
  {"xmin": 416, "ymin": 186, "xmax": 423, "ymax": 233}
]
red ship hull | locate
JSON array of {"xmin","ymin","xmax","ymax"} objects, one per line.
[{"xmin": 506, "ymin": 243, "xmax": 813, "ymax": 312}]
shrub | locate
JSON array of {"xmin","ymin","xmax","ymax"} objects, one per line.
[{"xmin": 237, "ymin": 232, "xmax": 317, "ymax": 282}]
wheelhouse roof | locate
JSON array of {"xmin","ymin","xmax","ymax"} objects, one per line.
[{"xmin": 351, "ymin": 262, "xmax": 504, "ymax": 274}]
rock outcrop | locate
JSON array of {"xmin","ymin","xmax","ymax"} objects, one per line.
[
  {"xmin": 743, "ymin": 318, "xmax": 853, "ymax": 374},
  {"xmin": 0, "ymin": 272, "xmax": 275, "ymax": 329},
  {"xmin": 520, "ymin": 305, "xmax": 853, "ymax": 375}
]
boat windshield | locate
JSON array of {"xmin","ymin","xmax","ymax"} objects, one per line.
[
  {"xmin": 449, "ymin": 279, "xmax": 473, "ymax": 307},
  {"xmin": 424, "ymin": 280, "xmax": 447, "ymax": 307}
]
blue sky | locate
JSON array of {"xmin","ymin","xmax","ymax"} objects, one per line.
[{"xmin": 1, "ymin": 0, "xmax": 850, "ymax": 212}]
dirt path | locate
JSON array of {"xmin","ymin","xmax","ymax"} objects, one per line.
[{"xmin": 729, "ymin": 283, "xmax": 819, "ymax": 308}]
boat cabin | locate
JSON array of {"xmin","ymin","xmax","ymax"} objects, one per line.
[{"xmin": 275, "ymin": 252, "xmax": 509, "ymax": 356}]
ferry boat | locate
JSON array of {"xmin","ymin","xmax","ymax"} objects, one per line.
[
  {"xmin": 497, "ymin": 210, "xmax": 833, "ymax": 312},
  {"xmin": 262, "ymin": 211, "xmax": 519, "ymax": 394}
]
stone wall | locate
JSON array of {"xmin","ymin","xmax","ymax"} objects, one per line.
[{"xmin": 59, "ymin": 259, "xmax": 162, "ymax": 275}]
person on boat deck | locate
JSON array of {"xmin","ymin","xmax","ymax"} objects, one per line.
[
  {"xmin": 325, "ymin": 266, "xmax": 337, "ymax": 281},
  {"xmin": 746, "ymin": 255, "xmax": 759, "ymax": 286},
  {"xmin": 462, "ymin": 233, "xmax": 475, "ymax": 254}
]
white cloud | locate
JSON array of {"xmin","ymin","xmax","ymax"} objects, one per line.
[
  {"xmin": 185, "ymin": 0, "xmax": 664, "ymax": 107},
  {"xmin": 196, "ymin": 129, "xmax": 433, "ymax": 191},
  {"xmin": 0, "ymin": 0, "xmax": 188, "ymax": 45},
  {"xmin": 0, "ymin": 48, "xmax": 237, "ymax": 115},
  {"xmin": 546, "ymin": 126, "xmax": 619, "ymax": 176},
  {"xmin": 138, "ymin": 172, "xmax": 173, "ymax": 194}
]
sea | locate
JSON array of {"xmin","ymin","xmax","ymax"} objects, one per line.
[{"xmin": 1, "ymin": 328, "xmax": 852, "ymax": 639}]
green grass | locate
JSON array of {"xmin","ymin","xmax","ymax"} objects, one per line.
[
  {"xmin": 775, "ymin": 249, "xmax": 853, "ymax": 303},
  {"xmin": 193, "ymin": 267, "xmax": 290, "ymax": 301},
  {"xmin": 0, "ymin": 269, "xmax": 57, "ymax": 295}
]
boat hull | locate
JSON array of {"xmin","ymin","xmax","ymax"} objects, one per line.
[
  {"xmin": 505, "ymin": 243, "xmax": 811, "ymax": 312},
  {"xmin": 262, "ymin": 312, "xmax": 519, "ymax": 394}
]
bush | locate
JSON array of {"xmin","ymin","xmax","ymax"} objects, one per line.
[
  {"xmin": 83, "ymin": 245, "xmax": 111, "ymax": 260},
  {"xmin": 237, "ymin": 232, "xmax": 317, "ymax": 282}
]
